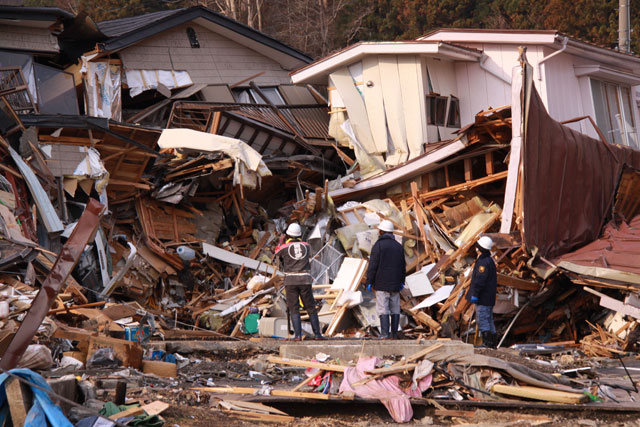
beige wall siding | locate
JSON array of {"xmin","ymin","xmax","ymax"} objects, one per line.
[
  {"xmin": 119, "ymin": 23, "xmax": 291, "ymax": 86},
  {"xmin": 0, "ymin": 25, "xmax": 59, "ymax": 53}
]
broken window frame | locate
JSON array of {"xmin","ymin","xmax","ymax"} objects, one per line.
[
  {"xmin": 590, "ymin": 78, "xmax": 638, "ymax": 148},
  {"xmin": 446, "ymin": 95, "xmax": 461, "ymax": 128}
]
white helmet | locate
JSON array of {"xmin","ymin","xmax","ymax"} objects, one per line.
[
  {"xmin": 286, "ymin": 223, "xmax": 302, "ymax": 237},
  {"xmin": 477, "ymin": 236, "xmax": 494, "ymax": 251},
  {"xmin": 378, "ymin": 219, "xmax": 394, "ymax": 233}
]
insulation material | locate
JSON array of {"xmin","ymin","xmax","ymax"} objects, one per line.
[
  {"xmin": 124, "ymin": 69, "xmax": 193, "ymax": 98},
  {"xmin": 362, "ymin": 56, "xmax": 390, "ymax": 154},
  {"xmin": 83, "ymin": 58, "xmax": 122, "ymax": 121},
  {"xmin": 398, "ymin": 56, "xmax": 426, "ymax": 159},
  {"xmin": 340, "ymin": 120, "xmax": 384, "ymax": 177},
  {"xmin": 378, "ymin": 56, "xmax": 408, "ymax": 165},
  {"xmin": 157, "ymin": 129, "xmax": 271, "ymax": 189}
]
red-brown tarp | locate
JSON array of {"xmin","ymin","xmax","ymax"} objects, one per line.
[{"xmin": 522, "ymin": 88, "xmax": 640, "ymax": 258}]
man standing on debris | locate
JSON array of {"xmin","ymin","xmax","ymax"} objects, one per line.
[
  {"xmin": 366, "ymin": 220, "xmax": 405, "ymax": 339},
  {"xmin": 276, "ymin": 223, "xmax": 324, "ymax": 340},
  {"xmin": 467, "ymin": 236, "xmax": 498, "ymax": 348}
]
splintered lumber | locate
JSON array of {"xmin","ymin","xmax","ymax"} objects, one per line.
[
  {"xmin": 194, "ymin": 386, "xmax": 330, "ymax": 400},
  {"xmin": 6, "ymin": 377, "xmax": 31, "ymax": 427},
  {"xmin": 496, "ymin": 273, "xmax": 541, "ymax": 291},
  {"xmin": 219, "ymin": 400, "xmax": 289, "ymax": 416},
  {"xmin": 583, "ymin": 286, "xmax": 640, "ymax": 320},
  {"xmin": 109, "ymin": 406, "xmax": 145, "ymax": 420},
  {"xmin": 365, "ymin": 363, "xmax": 418, "ymax": 375},
  {"xmin": 353, "ymin": 342, "xmax": 444, "ymax": 386},
  {"xmin": 491, "ymin": 384, "xmax": 588, "ymax": 404},
  {"xmin": 223, "ymin": 410, "xmax": 294, "ymax": 423},
  {"xmin": 267, "ymin": 356, "xmax": 347, "ymax": 372}
]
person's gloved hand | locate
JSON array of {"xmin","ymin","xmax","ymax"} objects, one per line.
[
  {"xmin": 366, "ymin": 284, "xmax": 373, "ymax": 292},
  {"xmin": 400, "ymin": 282, "xmax": 405, "ymax": 290},
  {"xmin": 470, "ymin": 296, "xmax": 478, "ymax": 304}
]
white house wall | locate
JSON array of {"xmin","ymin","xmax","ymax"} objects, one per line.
[
  {"xmin": 540, "ymin": 48, "xmax": 591, "ymax": 134},
  {"xmin": 452, "ymin": 44, "xmax": 546, "ymax": 126}
]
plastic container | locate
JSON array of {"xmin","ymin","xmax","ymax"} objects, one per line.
[{"xmin": 176, "ymin": 246, "xmax": 196, "ymax": 261}]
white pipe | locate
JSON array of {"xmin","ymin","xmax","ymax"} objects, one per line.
[
  {"xmin": 479, "ymin": 53, "xmax": 511, "ymax": 85},
  {"xmin": 537, "ymin": 36, "xmax": 569, "ymax": 80}
]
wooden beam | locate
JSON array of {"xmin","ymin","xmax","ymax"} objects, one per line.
[
  {"xmin": 496, "ymin": 273, "xmax": 541, "ymax": 291},
  {"xmin": 267, "ymin": 356, "xmax": 347, "ymax": 372},
  {"xmin": 491, "ymin": 384, "xmax": 588, "ymax": 404},
  {"xmin": 194, "ymin": 386, "xmax": 331, "ymax": 400},
  {"xmin": 6, "ymin": 377, "xmax": 31, "ymax": 427}
]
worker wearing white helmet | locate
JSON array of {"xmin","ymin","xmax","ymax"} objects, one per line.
[
  {"xmin": 366, "ymin": 219, "xmax": 406, "ymax": 339},
  {"xmin": 466, "ymin": 235, "xmax": 498, "ymax": 348},
  {"xmin": 275, "ymin": 222, "xmax": 323, "ymax": 340}
]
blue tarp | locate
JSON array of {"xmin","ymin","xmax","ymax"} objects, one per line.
[{"xmin": 0, "ymin": 368, "xmax": 72, "ymax": 427}]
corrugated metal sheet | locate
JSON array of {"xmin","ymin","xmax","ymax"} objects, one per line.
[{"xmin": 522, "ymin": 86, "xmax": 640, "ymax": 258}]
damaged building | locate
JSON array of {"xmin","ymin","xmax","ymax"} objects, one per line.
[{"xmin": 0, "ymin": 4, "xmax": 638, "ymax": 425}]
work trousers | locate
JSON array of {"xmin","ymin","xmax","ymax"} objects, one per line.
[
  {"xmin": 375, "ymin": 291, "xmax": 401, "ymax": 315},
  {"xmin": 285, "ymin": 284, "xmax": 317, "ymax": 316},
  {"xmin": 476, "ymin": 304, "xmax": 496, "ymax": 333}
]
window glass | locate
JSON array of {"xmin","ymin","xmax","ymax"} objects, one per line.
[
  {"xmin": 604, "ymin": 82, "xmax": 624, "ymax": 145},
  {"xmin": 590, "ymin": 78, "xmax": 637, "ymax": 147},
  {"xmin": 621, "ymin": 87, "xmax": 638, "ymax": 147},
  {"xmin": 446, "ymin": 96, "xmax": 461, "ymax": 128}
]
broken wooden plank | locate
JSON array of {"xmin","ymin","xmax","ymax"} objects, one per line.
[
  {"xmin": 497, "ymin": 273, "xmax": 541, "ymax": 291},
  {"xmin": 583, "ymin": 286, "xmax": 640, "ymax": 320},
  {"xmin": 6, "ymin": 377, "xmax": 32, "ymax": 427},
  {"xmin": 267, "ymin": 356, "xmax": 347, "ymax": 372},
  {"xmin": 365, "ymin": 363, "xmax": 418, "ymax": 375},
  {"xmin": 491, "ymin": 384, "xmax": 588, "ymax": 404},
  {"xmin": 194, "ymin": 386, "xmax": 331, "ymax": 400}
]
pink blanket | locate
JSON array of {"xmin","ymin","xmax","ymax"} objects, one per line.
[{"xmin": 339, "ymin": 357, "xmax": 432, "ymax": 423}]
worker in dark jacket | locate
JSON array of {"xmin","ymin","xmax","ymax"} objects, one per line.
[
  {"xmin": 466, "ymin": 235, "xmax": 498, "ymax": 348},
  {"xmin": 366, "ymin": 220, "xmax": 406, "ymax": 339},
  {"xmin": 275, "ymin": 223, "xmax": 323, "ymax": 340}
]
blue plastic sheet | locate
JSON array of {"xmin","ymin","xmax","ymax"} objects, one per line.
[{"xmin": 0, "ymin": 368, "xmax": 72, "ymax": 427}]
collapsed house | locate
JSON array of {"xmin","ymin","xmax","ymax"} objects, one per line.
[{"xmin": 0, "ymin": 5, "xmax": 639, "ymax": 425}]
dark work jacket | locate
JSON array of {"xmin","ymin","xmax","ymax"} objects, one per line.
[
  {"xmin": 366, "ymin": 233, "xmax": 406, "ymax": 292},
  {"xmin": 276, "ymin": 238, "xmax": 312, "ymax": 286},
  {"xmin": 466, "ymin": 251, "xmax": 497, "ymax": 306}
]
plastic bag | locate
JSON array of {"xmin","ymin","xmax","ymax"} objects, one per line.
[{"xmin": 86, "ymin": 348, "xmax": 121, "ymax": 368}]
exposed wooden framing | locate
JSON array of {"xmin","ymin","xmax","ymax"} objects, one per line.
[
  {"xmin": 419, "ymin": 170, "xmax": 508, "ymax": 201},
  {"xmin": 464, "ymin": 158, "xmax": 472, "ymax": 182},
  {"xmin": 485, "ymin": 151, "xmax": 494, "ymax": 175},
  {"xmin": 210, "ymin": 111, "xmax": 222, "ymax": 134}
]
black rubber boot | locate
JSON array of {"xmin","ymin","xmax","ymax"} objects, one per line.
[
  {"xmin": 309, "ymin": 312, "xmax": 325, "ymax": 340},
  {"xmin": 481, "ymin": 331, "xmax": 492, "ymax": 348},
  {"xmin": 291, "ymin": 313, "xmax": 302, "ymax": 340},
  {"xmin": 490, "ymin": 332, "xmax": 499, "ymax": 349},
  {"xmin": 390, "ymin": 314, "xmax": 400, "ymax": 339},
  {"xmin": 379, "ymin": 315, "xmax": 390, "ymax": 339}
]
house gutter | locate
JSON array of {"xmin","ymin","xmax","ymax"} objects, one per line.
[
  {"xmin": 479, "ymin": 53, "xmax": 512, "ymax": 84},
  {"xmin": 536, "ymin": 36, "xmax": 569, "ymax": 80}
]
